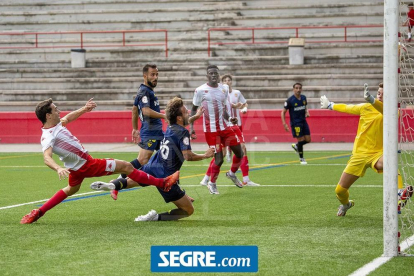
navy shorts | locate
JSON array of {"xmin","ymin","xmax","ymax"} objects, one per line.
[
  {"xmin": 291, "ymin": 121, "xmax": 311, "ymax": 138},
  {"xmin": 156, "ymin": 181, "xmax": 186, "ymax": 203},
  {"xmin": 138, "ymin": 138, "xmax": 161, "ymax": 151}
]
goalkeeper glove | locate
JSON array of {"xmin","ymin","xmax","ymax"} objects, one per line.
[
  {"xmin": 320, "ymin": 95, "xmax": 334, "ymax": 110},
  {"xmin": 241, "ymin": 107, "xmax": 247, "ymax": 114},
  {"xmin": 363, "ymin": 83, "xmax": 375, "ymax": 104}
]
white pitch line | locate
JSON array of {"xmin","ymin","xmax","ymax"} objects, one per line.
[
  {"xmin": 0, "ymin": 184, "xmax": 382, "ymax": 211},
  {"xmin": 400, "ymin": 235, "xmax": 414, "ymax": 251},
  {"xmin": 348, "ymin": 257, "xmax": 392, "ymax": 276},
  {"xmin": 0, "ymin": 190, "xmax": 103, "ymax": 210},
  {"xmin": 349, "ymin": 234, "xmax": 414, "ymax": 276}
]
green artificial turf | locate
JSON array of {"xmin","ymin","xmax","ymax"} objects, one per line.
[{"xmin": 0, "ymin": 151, "xmax": 412, "ymax": 276}]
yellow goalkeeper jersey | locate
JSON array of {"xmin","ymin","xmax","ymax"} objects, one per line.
[{"xmin": 333, "ymin": 103, "xmax": 383, "ymax": 154}]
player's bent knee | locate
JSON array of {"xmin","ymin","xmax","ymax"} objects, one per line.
[
  {"xmin": 374, "ymin": 159, "xmax": 383, "ymax": 171},
  {"xmin": 215, "ymin": 157, "xmax": 224, "ymax": 166},
  {"xmin": 236, "ymin": 151, "xmax": 244, "ymax": 159},
  {"xmin": 64, "ymin": 184, "xmax": 81, "ymax": 196},
  {"xmin": 335, "ymin": 184, "xmax": 348, "ymax": 197},
  {"xmin": 116, "ymin": 160, "xmax": 134, "ymax": 174},
  {"xmin": 185, "ymin": 205, "xmax": 194, "ymax": 216}
]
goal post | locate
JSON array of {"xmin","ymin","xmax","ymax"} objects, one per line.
[{"xmin": 383, "ymin": 0, "xmax": 399, "ymax": 257}]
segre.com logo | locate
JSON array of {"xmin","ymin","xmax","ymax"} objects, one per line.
[{"xmin": 151, "ymin": 246, "xmax": 258, "ymax": 273}]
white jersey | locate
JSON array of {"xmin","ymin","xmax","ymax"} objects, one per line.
[
  {"xmin": 41, "ymin": 122, "xmax": 89, "ymax": 171},
  {"xmin": 226, "ymin": 89, "xmax": 246, "ymax": 127},
  {"xmin": 193, "ymin": 83, "xmax": 230, "ymax": 132}
]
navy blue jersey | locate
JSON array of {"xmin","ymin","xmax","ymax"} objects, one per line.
[
  {"xmin": 134, "ymin": 84, "xmax": 163, "ymax": 140},
  {"xmin": 141, "ymin": 124, "xmax": 191, "ymax": 178},
  {"xmin": 284, "ymin": 94, "xmax": 307, "ymax": 125}
]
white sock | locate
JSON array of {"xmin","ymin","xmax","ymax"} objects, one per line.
[
  {"xmin": 243, "ymin": 176, "xmax": 250, "ymax": 183},
  {"xmin": 228, "ymin": 170, "xmax": 235, "ymax": 176},
  {"xmin": 202, "ymin": 175, "xmax": 210, "ymax": 182},
  {"xmin": 409, "ymin": 32, "xmax": 412, "ymax": 39}
]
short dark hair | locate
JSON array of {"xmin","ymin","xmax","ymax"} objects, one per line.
[
  {"xmin": 143, "ymin": 64, "xmax": 157, "ymax": 74},
  {"xmin": 379, "ymin": 83, "xmax": 383, "ymax": 88},
  {"xmin": 165, "ymin": 97, "xmax": 184, "ymax": 125},
  {"xmin": 221, "ymin": 74, "xmax": 232, "ymax": 82},
  {"xmin": 409, "ymin": 2, "xmax": 414, "ymax": 7},
  {"xmin": 35, "ymin": 98, "xmax": 53, "ymax": 124},
  {"xmin": 293, "ymin": 83, "xmax": 302, "ymax": 88},
  {"xmin": 207, "ymin": 65, "xmax": 219, "ymax": 73}
]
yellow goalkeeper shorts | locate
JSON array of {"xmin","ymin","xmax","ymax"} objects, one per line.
[{"xmin": 343, "ymin": 151, "xmax": 383, "ymax": 177}]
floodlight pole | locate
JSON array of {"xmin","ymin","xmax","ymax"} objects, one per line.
[{"xmin": 383, "ymin": 0, "xmax": 399, "ymax": 257}]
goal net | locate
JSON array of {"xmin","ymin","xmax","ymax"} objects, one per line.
[{"xmin": 397, "ymin": 1, "xmax": 414, "ymax": 256}]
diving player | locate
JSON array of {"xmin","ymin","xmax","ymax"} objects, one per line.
[
  {"xmin": 320, "ymin": 83, "xmax": 387, "ymax": 216},
  {"xmin": 91, "ymin": 97, "xmax": 214, "ymax": 221}
]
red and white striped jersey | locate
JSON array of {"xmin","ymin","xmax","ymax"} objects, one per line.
[
  {"xmin": 226, "ymin": 89, "xmax": 246, "ymax": 127},
  {"xmin": 41, "ymin": 122, "xmax": 89, "ymax": 170},
  {"xmin": 193, "ymin": 83, "xmax": 230, "ymax": 132}
]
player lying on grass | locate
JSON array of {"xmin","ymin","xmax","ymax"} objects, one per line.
[
  {"xmin": 20, "ymin": 98, "xmax": 179, "ymax": 224},
  {"xmin": 90, "ymin": 97, "xmax": 214, "ymax": 221}
]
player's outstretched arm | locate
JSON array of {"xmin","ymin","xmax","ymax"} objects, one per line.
[
  {"xmin": 371, "ymin": 100, "xmax": 383, "ymax": 114},
  {"xmin": 61, "ymin": 98, "xmax": 96, "ymax": 126},
  {"xmin": 141, "ymin": 107, "xmax": 166, "ymax": 119},
  {"xmin": 43, "ymin": 147, "xmax": 70, "ymax": 180},
  {"xmin": 364, "ymin": 83, "xmax": 375, "ymax": 104},
  {"xmin": 320, "ymin": 95, "xmax": 334, "ymax": 110},
  {"xmin": 364, "ymin": 83, "xmax": 383, "ymax": 114},
  {"xmin": 189, "ymin": 106, "xmax": 204, "ymax": 124},
  {"xmin": 322, "ymin": 95, "xmax": 362, "ymax": 115},
  {"xmin": 190, "ymin": 104, "xmax": 199, "ymax": 140},
  {"xmin": 182, "ymin": 148, "xmax": 214, "ymax": 161}
]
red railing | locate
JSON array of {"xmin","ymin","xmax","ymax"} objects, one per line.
[
  {"xmin": 0, "ymin": 29, "xmax": 169, "ymax": 57},
  {"xmin": 207, "ymin": 25, "xmax": 383, "ymax": 57}
]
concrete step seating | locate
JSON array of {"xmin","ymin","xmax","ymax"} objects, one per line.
[
  {"xmin": 0, "ymin": 0, "xmax": 388, "ymax": 111},
  {"xmin": 0, "ymin": 68, "xmax": 190, "ymax": 79},
  {"xmin": 0, "ymin": 42, "xmax": 384, "ymax": 61},
  {"xmin": 0, "ymin": 74, "xmax": 383, "ymax": 90},
  {"xmin": 0, "ymin": 2, "xmax": 383, "ymax": 32},
  {"xmin": 0, "ymin": 53, "xmax": 384, "ymax": 69},
  {"xmin": 0, "ymin": 63, "xmax": 385, "ymax": 78},
  {"xmin": 0, "ymin": 30, "xmax": 383, "ymax": 49}
]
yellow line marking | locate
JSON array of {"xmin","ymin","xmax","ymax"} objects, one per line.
[
  {"xmin": 0, "ymin": 166, "xmax": 45, "ymax": 168},
  {"xmin": 180, "ymin": 153, "xmax": 350, "ymax": 179},
  {"xmin": 251, "ymin": 153, "xmax": 350, "ymax": 169},
  {"xmin": 0, "ymin": 154, "xmax": 41, "ymax": 160}
]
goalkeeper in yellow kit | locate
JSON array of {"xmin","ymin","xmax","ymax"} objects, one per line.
[{"xmin": 320, "ymin": 83, "xmax": 386, "ymax": 216}]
